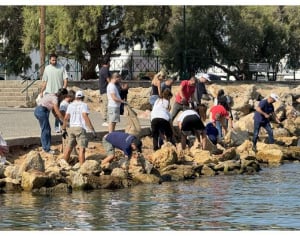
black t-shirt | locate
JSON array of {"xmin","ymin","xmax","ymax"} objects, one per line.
[{"xmin": 99, "ymin": 66, "xmax": 110, "ymax": 95}]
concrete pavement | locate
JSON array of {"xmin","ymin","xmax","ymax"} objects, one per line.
[{"xmin": 0, "ymin": 107, "xmax": 151, "ymax": 146}]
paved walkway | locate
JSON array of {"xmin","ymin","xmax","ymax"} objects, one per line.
[{"xmin": 0, "ymin": 107, "xmax": 151, "ymax": 146}]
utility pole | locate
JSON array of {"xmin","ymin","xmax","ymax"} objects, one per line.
[
  {"xmin": 183, "ymin": 5, "xmax": 187, "ymax": 80},
  {"xmin": 39, "ymin": 6, "xmax": 46, "ymax": 78}
]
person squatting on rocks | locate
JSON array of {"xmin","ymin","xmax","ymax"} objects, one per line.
[
  {"xmin": 209, "ymin": 102, "xmax": 233, "ymax": 139},
  {"xmin": 39, "ymin": 53, "xmax": 69, "ymax": 133},
  {"xmin": 61, "ymin": 90, "xmax": 96, "ymax": 166},
  {"xmin": 34, "ymin": 88, "xmax": 68, "ymax": 154},
  {"xmin": 149, "ymin": 70, "xmax": 166, "ymax": 108},
  {"xmin": 101, "ymin": 131, "xmax": 142, "ymax": 166},
  {"xmin": 107, "ymin": 72, "xmax": 126, "ymax": 133},
  {"xmin": 171, "ymin": 76, "xmax": 197, "ymax": 121},
  {"xmin": 176, "ymin": 108, "xmax": 207, "ymax": 150},
  {"xmin": 98, "ymin": 56, "xmax": 111, "ymax": 127},
  {"xmin": 252, "ymin": 93, "xmax": 282, "ymax": 152},
  {"xmin": 150, "ymin": 88, "xmax": 175, "ymax": 151},
  {"xmin": 214, "ymin": 90, "xmax": 234, "ymax": 139}
]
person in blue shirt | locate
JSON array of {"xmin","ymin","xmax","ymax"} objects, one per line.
[
  {"xmin": 205, "ymin": 122, "xmax": 219, "ymax": 145},
  {"xmin": 252, "ymin": 93, "xmax": 281, "ymax": 152},
  {"xmin": 102, "ymin": 131, "xmax": 142, "ymax": 165}
]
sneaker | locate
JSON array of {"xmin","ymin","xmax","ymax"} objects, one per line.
[
  {"xmin": 102, "ymin": 122, "xmax": 108, "ymax": 127},
  {"xmin": 45, "ymin": 149, "xmax": 56, "ymax": 155},
  {"xmin": 55, "ymin": 127, "xmax": 61, "ymax": 133}
]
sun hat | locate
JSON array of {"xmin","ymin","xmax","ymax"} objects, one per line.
[
  {"xmin": 75, "ymin": 90, "xmax": 84, "ymax": 98},
  {"xmin": 270, "ymin": 93, "xmax": 279, "ymax": 102}
]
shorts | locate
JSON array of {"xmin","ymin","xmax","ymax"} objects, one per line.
[
  {"xmin": 108, "ymin": 106, "xmax": 120, "ymax": 123},
  {"xmin": 181, "ymin": 114, "xmax": 205, "ymax": 134},
  {"xmin": 102, "ymin": 135, "xmax": 114, "ymax": 156},
  {"xmin": 66, "ymin": 127, "xmax": 88, "ymax": 148}
]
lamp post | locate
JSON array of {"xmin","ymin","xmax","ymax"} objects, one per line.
[{"xmin": 183, "ymin": 5, "xmax": 187, "ymax": 80}]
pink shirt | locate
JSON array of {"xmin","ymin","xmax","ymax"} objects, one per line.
[{"xmin": 40, "ymin": 93, "xmax": 58, "ymax": 110}]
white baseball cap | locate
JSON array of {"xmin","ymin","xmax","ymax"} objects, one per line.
[
  {"xmin": 75, "ymin": 90, "xmax": 84, "ymax": 98},
  {"xmin": 270, "ymin": 93, "xmax": 279, "ymax": 102},
  {"xmin": 195, "ymin": 73, "xmax": 211, "ymax": 81}
]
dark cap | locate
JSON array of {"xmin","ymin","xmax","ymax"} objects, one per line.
[{"xmin": 132, "ymin": 137, "xmax": 142, "ymax": 152}]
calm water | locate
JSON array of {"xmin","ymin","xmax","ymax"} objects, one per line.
[{"xmin": 1, "ymin": 163, "xmax": 300, "ymax": 230}]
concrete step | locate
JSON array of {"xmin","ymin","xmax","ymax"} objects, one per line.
[
  {"xmin": 0, "ymin": 95, "xmax": 29, "ymax": 101},
  {"xmin": 0, "ymin": 100, "xmax": 29, "ymax": 107}
]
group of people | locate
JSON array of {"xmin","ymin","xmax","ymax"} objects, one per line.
[
  {"xmin": 35, "ymin": 53, "xmax": 141, "ymax": 168},
  {"xmin": 149, "ymin": 71, "xmax": 282, "ymax": 154},
  {"xmin": 34, "ymin": 53, "xmax": 282, "ymax": 168}
]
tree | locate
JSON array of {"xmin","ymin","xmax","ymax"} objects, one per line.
[
  {"xmin": 0, "ymin": 6, "xmax": 31, "ymax": 76},
  {"xmin": 22, "ymin": 6, "xmax": 171, "ymax": 79},
  {"xmin": 159, "ymin": 6, "xmax": 295, "ymax": 80}
]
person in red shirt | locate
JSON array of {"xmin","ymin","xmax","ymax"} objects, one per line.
[
  {"xmin": 170, "ymin": 76, "xmax": 197, "ymax": 121},
  {"xmin": 209, "ymin": 104, "xmax": 233, "ymax": 138}
]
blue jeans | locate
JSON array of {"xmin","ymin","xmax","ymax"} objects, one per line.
[
  {"xmin": 216, "ymin": 119, "xmax": 228, "ymax": 139},
  {"xmin": 252, "ymin": 121, "xmax": 274, "ymax": 147},
  {"xmin": 34, "ymin": 106, "xmax": 51, "ymax": 152}
]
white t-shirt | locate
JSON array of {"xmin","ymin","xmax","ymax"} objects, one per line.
[
  {"xmin": 66, "ymin": 100, "xmax": 89, "ymax": 130},
  {"xmin": 177, "ymin": 109, "xmax": 200, "ymax": 123},
  {"xmin": 107, "ymin": 82, "xmax": 121, "ymax": 108},
  {"xmin": 59, "ymin": 99, "xmax": 69, "ymax": 112},
  {"xmin": 150, "ymin": 98, "xmax": 171, "ymax": 121}
]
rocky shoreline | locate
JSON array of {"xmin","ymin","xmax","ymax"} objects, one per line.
[{"xmin": 0, "ymin": 83, "xmax": 299, "ymax": 194}]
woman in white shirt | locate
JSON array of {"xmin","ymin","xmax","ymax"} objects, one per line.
[{"xmin": 150, "ymin": 88, "xmax": 175, "ymax": 150}]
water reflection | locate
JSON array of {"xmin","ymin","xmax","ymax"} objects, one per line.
[{"xmin": 1, "ymin": 163, "xmax": 300, "ymax": 230}]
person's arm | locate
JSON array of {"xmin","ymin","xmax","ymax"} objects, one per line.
[
  {"xmin": 82, "ymin": 112, "xmax": 96, "ymax": 136},
  {"xmin": 179, "ymin": 84, "xmax": 187, "ymax": 104},
  {"xmin": 255, "ymin": 106, "xmax": 270, "ymax": 119},
  {"xmin": 61, "ymin": 113, "xmax": 70, "ymax": 130},
  {"xmin": 63, "ymin": 79, "xmax": 68, "ymax": 89},
  {"xmin": 40, "ymin": 81, "xmax": 47, "ymax": 97},
  {"xmin": 110, "ymin": 92, "xmax": 124, "ymax": 103},
  {"xmin": 52, "ymin": 103, "xmax": 64, "ymax": 122}
]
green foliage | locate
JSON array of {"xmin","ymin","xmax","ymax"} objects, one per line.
[
  {"xmin": 159, "ymin": 6, "xmax": 300, "ymax": 79},
  {"xmin": 0, "ymin": 6, "xmax": 31, "ymax": 75}
]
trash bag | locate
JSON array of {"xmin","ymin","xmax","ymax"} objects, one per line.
[{"xmin": 124, "ymin": 104, "xmax": 141, "ymax": 137}]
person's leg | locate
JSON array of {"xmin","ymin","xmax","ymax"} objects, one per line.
[
  {"xmin": 151, "ymin": 118, "xmax": 160, "ymax": 151},
  {"xmin": 171, "ymin": 102, "xmax": 182, "ymax": 121},
  {"xmin": 216, "ymin": 121, "xmax": 222, "ymax": 138},
  {"xmin": 100, "ymin": 94, "xmax": 108, "ymax": 123},
  {"xmin": 108, "ymin": 122, "xmax": 116, "ymax": 133},
  {"xmin": 252, "ymin": 121, "xmax": 261, "ymax": 150},
  {"xmin": 264, "ymin": 122, "xmax": 275, "ymax": 144},
  {"xmin": 181, "ymin": 132, "xmax": 187, "ymax": 150},
  {"xmin": 34, "ymin": 107, "xmax": 51, "ymax": 152},
  {"xmin": 102, "ymin": 135, "xmax": 115, "ymax": 164},
  {"xmin": 78, "ymin": 147, "xmax": 86, "ymax": 165},
  {"xmin": 63, "ymin": 128, "xmax": 77, "ymax": 163}
]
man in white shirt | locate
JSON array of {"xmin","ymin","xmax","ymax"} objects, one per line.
[
  {"xmin": 61, "ymin": 90, "xmax": 96, "ymax": 166},
  {"xmin": 107, "ymin": 73, "xmax": 125, "ymax": 133}
]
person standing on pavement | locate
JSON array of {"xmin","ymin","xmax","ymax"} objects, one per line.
[
  {"xmin": 107, "ymin": 72, "xmax": 125, "ymax": 133},
  {"xmin": 171, "ymin": 76, "xmax": 197, "ymax": 121},
  {"xmin": 252, "ymin": 93, "xmax": 281, "ymax": 152},
  {"xmin": 61, "ymin": 90, "xmax": 96, "ymax": 166},
  {"xmin": 98, "ymin": 56, "xmax": 111, "ymax": 127},
  {"xmin": 34, "ymin": 88, "xmax": 68, "ymax": 154},
  {"xmin": 39, "ymin": 53, "xmax": 69, "ymax": 133}
]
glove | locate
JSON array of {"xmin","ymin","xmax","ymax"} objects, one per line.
[{"xmin": 62, "ymin": 130, "xmax": 68, "ymax": 139}]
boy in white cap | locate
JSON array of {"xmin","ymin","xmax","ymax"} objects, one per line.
[
  {"xmin": 61, "ymin": 90, "xmax": 96, "ymax": 166},
  {"xmin": 252, "ymin": 93, "xmax": 281, "ymax": 152}
]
